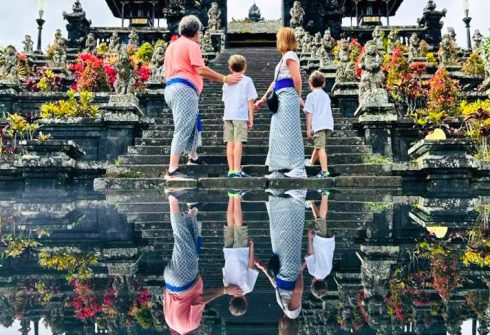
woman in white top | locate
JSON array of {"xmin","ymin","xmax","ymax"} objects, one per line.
[{"xmin": 255, "ymin": 27, "xmax": 306, "ymax": 179}]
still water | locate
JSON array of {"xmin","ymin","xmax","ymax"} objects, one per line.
[{"xmin": 0, "ymin": 189, "xmax": 488, "ymax": 335}]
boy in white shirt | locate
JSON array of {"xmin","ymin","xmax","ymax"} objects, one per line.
[
  {"xmin": 304, "ymin": 191, "xmax": 335, "ymax": 299},
  {"xmin": 222, "ymin": 191, "xmax": 259, "ymax": 316},
  {"xmin": 222, "ymin": 55, "xmax": 258, "ymax": 178},
  {"xmin": 303, "ymin": 71, "xmax": 334, "ymax": 178}
]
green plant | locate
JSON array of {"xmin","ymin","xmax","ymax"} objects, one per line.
[
  {"xmin": 363, "ymin": 154, "xmax": 393, "ymax": 164},
  {"xmin": 458, "ymin": 100, "xmax": 490, "ymax": 161},
  {"xmin": 4, "ymin": 113, "xmax": 39, "ymax": 146},
  {"xmin": 135, "ymin": 42, "xmax": 154, "ymax": 64},
  {"xmin": 38, "ymin": 251, "xmax": 99, "ymax": 280},
  {"xmin": 4, "ymin": 235, "xmax": 40, "ymax": 258},
  {"xmin": 462, "ymin": 52, "xmax": 485, "ymax": 77},
  {"xmin": 96, "ymin": 43, "xmax": 109, "ymax": 57},
  {"xmin": 365, "ymin": 202, "xmax": 391, "ymax": 213},
  {"xmin": 40, "ymin": 90, "xmax": 98, "ymax": 119}
]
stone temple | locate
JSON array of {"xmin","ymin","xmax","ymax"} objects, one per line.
[{"xmin": 0, "ymin": 0, "xmax": 489, "ymax": 334}]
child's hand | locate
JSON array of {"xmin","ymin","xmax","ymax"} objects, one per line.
[
  {"xmin": 300, "ymin": 98, "xmax": 305, "ymax": 109},
  {"xmin": 254, "ymin": 259, "xmax": 266, "ymax": 271},
  {"xmin": 248, "ymin": 120, "xmax": 254, "ymax": 130},
  {"xmin": 248, "ymin": 240, "xmax": 254, "ymax": 248},
  {"xmin": 307, "ymin": 130, "xmax": 314, "ymax": 140},
  {"xmin": 308, "ymin": 229, "xmax": 315, "ymax": 239},
  {"xmin": 254, "ymin": 99, "xmax": 264, "ymax": 111}
]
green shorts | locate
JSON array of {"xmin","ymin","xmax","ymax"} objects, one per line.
[
  {"xmin": 313, "ymin": 130, "xmax": 331, "ymax": 150},
  {"xmin": 224, "ymin": 120, "xmax": 248, "ymax": 143},
  {"xmin": 224, "ymin": 225, "xmax": 249, "ymax": 248}
]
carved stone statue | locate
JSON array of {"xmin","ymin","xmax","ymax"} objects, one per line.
[
  {"xmin": 248, "ymin": 2, "xmax": 262, "ymax": 22},
  {"xmin": 387, "ymin": 28, "xmax": 399, "ymax": 54},
  {"xmin": 109, "ymin": 32, "xmax": 120, "ymax": 54},
  {"xmin": 84, "ymin": 33, "xmax": 96, "ymax": 54},
  {"xmin": 408, "ymin": 33, "xmax": 421, "ymax": 59},
  {"xmin": 128, "ymin": 29, "xmax": 139, "ymax": 47},
  {"xmin": 207, "ymin": 2, "xmax": 222, "ymax": 31},
  {"xmin": 336, "ymin": 39, "xmax": 356, "ymax": 83},
  {"xmin": 301, "ymin": 32, "xmax": 312, "ymax": 55},
  {"xmin": 22, "ymin": 35, "xmax": 34, "ymax": 55},
  {"xmin": 322, "ymin": 29, "xmax": 336, "ymax": 65},
  {"xmin": 54, "ymin": 29, "xmax": 66, "ymax": 47},
  {"xmin": 447, "ymin": 27, "xmax": 457, "ymax": 43},
  {"xmin": 480, "ymin": 53, "xmax": 490, "ymax": 94},
  {"xmin": 50, "ymin": 30, "xmax": 67, "ymax": 68},
  {"xmin": 62, "ymin": 0, "xmax": 91, "ymax": 49},
  {"xmin": 201, "ymin": 31, "xmax": 215, "ymax": 54},
  {"xmin": 114, "ymin": 48, "xmax": 136, "ymax": 95},
  {"xmin": 438, "ymin": 33, "xmax": 457, "ymax": 66},
  {"xmin": 289, "ymin": 1, "xmax": 305, "ymax": 29},
  {"xmin": 358, "ymin": 41, "xmax": 388, "ymax": 106},
  {"xmin": 0, "ymin": 46, "xmax": 19, "ymax": 81},
  {"xmin": 372, "ymin": 26, "xmax": 385, "ymax": 52},
  {"xmin": 150, "ymin": 45, "xmax": 166, "ymax": 81},
  {"xmin": 295, "ymin": 27, "xmax": 305, "ymax": 51},
  {"xmin": 473, "ymin": 30, "xmax": 484, "ymax": 52}
]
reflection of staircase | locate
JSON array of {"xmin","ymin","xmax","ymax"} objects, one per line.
[{"xmin": 96, "ymin": 47, "xmax": 401, "ymax": 191}]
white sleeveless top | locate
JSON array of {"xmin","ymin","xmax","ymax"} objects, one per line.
[{"xmin": 274, "ymin": 51, "xmax": 300, "ymax": 80}]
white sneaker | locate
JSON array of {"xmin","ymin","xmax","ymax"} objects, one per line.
[
  {"xmin": 285, "ymin": 169, "xmax": 307, "ymax": 179},
  {"xmin": 265, "ymin": 171, "xmax": 284, "ymax": 179},
  {"xmin": 304, "ymin": 159, "xmax": 314, "ymax": 167}
]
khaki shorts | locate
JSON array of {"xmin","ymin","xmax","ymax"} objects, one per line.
[
  {"xmin": 224, "ymin": 225, "xmax": 249, "ymax": 248},
  {"xmin": 224, "ymin": 120, "xmax": 248, "ymax": 143},
  {"xmin": 313, "ymin": 130, "xmax": 331, "ymax": 150}
]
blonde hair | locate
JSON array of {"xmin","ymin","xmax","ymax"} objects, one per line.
[
  {"xmin": 228, "ymin": 54, "xmax": 247, "ymax": 73},
  {"xmin": 276, "ymin": 27, "xmax": 298, "ymax": 54}
]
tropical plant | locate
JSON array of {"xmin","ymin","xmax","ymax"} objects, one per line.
[
  {"xmin": 67, "ymin": 279, "xmax": 102, "ymax": 321},
  {"xmin": 4, "ymin": 113, "xmax": 39, "ymax": 146},
  {"xmin": 463, "ymin": 204, "xmax": 490, "ymax": 267},
  {"xmin": 3, "ymin": 235, "xmax": 40, "ymax": 258},
  {"xmin": 462, "ymin": 51, "xmax": 485, "ymax": 77},
  {"xmin": 458, "ymin": 99, "xmax": 490, "ymax": 161},
  {"xmin": 40, "ymin": 90, "xmax": 98, "ymax": 119},
  {"xmin": 135, "ymin": 42, "xmax": 154, "ymax": 63},
  {"xmin": 23, "ymin": 67, "xmax": 67, "ymax": 92},
  {"xmin": 68, "ymin": 53, "xmax": 111, "ymax": 92},
  {"xmin": 38, "ymin": 251, "xmax": 99, "ymax": 280},
  {"xmin": 96, "ymin": 43, "xmax": 109, "ymax": 57},
  {"xmin": 419, "ymin": 40, "xmax": 430, "ymax": 57}
]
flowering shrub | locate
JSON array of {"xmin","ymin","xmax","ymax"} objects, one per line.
[
  {"xmin": 459, "ymin": 99, "xmax": 490, "ymax": 161},
  {"xmin": 462, "ymin": 51, "xmax": 485, "ymax": 77},
  {"xmin": 23, "ymin": 68, "xmax": 67, "ymax": 92},
  {"xmin": 68, "ymin": 53, "xmax": 111, "ymax": 92},
  {"xmin": 40, "ymin": 90, "xmax": 98, "ymax": 119},
  {"xmin": 67, "ymin": 279, "xmax": 102, "ymax": 321},
  {"xmin": 413, "ymin": 68, "xmax": 460, "ymax": 136}
]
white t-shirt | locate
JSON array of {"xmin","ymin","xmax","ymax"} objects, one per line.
[
  {"xmin": 276, "ymin": 289, "xmax": 302, "ymax": 319},
  {"xmin": 222, "ymin": 247, "xmax": 259, "ymax": 294},
  {"xmin": 274, "ymin": 51, "xmax": 300, "ymax": 80},
  {"xmin": 305, "ymin": 235, "xmax": 335, "ymax": 280},
  {"xmin": 304, "ymin": 89, "xmax": 334, "ymax": 133},
  {"xmin": 222, "ymin": 75, "xmax": 258, "ymax": 121}
]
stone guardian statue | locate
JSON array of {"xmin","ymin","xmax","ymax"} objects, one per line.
[
  {"xmin": 0, "ymin": 46, "xmax": 19, "ymax": 82},
  {"xmin": 22, "ymin": 35, "xmax": 34, "ymax": 55},
  {"xmin": 290, "ymin": 1, "xmax": 305, "ymax": 29},
  {"xmin": 114, "ymin": 48, "xmax": 136, "ymax": 95},
  {"xmin": 84, "ymin": 33, "xmax": 97, "ymax": 54},
  {"xmin": 109, "ymin": 32, "xmax": 121, "ymax": 54},
  {"xmin": 358, "ymin": 41, "xmax": 388, "ymax": 106},
  {"xmin": 336, "ymin": 39, "xmax": 356, "ymax": 83},
  {"xmin": 207, "ymin": 2, "xmax": 222, "ymax": 31}
]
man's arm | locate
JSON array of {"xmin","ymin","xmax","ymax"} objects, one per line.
[
  {"xmin": 197, "ymin": 66, "xmax": 242, "ymax": 84},
  {"xmin": 194, "ymin": 285, "xmax": 243, "ymax": 305}
]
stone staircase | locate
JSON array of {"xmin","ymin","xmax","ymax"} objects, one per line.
[{"xmin": 96, "ymin": 47, "xmax": 401, "ymax": 191}]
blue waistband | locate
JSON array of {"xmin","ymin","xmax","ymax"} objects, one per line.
[
  {"xmin": 167, "ymin": 77, "xmax": 198, "ymax": 94},
  {"xmin": 165, "ymin": 277, "xmax": 198, "ymax": 293},
  {"xmin": 275, "ymin": 276, "xmax": 295, "ymax": 291},
  {"xmin": 274, "ymin": 78, "xmax": 295, "ymax": 91}
]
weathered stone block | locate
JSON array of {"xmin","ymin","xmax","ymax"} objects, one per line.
[{"xmin": 333, "ymin": 81, "xmax": 359, "ymax": 117}]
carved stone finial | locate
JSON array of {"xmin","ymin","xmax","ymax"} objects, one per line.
[
  {"xmin": 290, "ymin": 1, "xmax": 305, "ymax": 28},
  {"xmin": 84, "ymin": 33, "xmax": 96, "ymax": 54},
  {"xmin": 248, "ymin": 2, "xmax": 262, "ymax": 22},
  {"xmin": 207, "ymin": 2, "xmax": 222, "ymax": 31},
  {"xmin": 22, "ymin": 35, "xmax": 34, "ymax": 55}
]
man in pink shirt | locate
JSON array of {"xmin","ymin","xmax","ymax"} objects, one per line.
[
  {"xmin": 164, "ymin": 15, "xmax": 241, "ymax": 181},
  {"xmin": 164, "ymin": 194, "xmax": 242, "ymax": 334}
]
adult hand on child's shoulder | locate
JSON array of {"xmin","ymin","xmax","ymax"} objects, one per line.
[
  {"xmin": 224, "ymin": 285, "xmax": 244, "ymax": 296},
  {"xmin": 227, "ymin": 73, "xmax": 243, "ymax": 85}
]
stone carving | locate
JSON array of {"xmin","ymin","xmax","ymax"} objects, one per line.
[
  {"xmin": 290, "ymin": 1, "xmax": 305, "ymax": 29},
  {"xmin": 114, "ymin": 48, "xmax": 136, "ymax": 95},
  {"xmin": 372, "ymin": 26, "xmax": 385, "ymax": 52},
  {"xmin": 322, "ymin": 29, "xmax": 336, "ymax": 65},
  {"xmin": 207, "ymin": 2, "xmax": 222, "ymax": 31},
  {"xmin": 62, "ymin": 0, "xmax": 92, "ymax": 49},
  {"xmin": 408, "ymin": 33, "xmax": 421, "ymax": 59},
  {"xmin": 150, "ymin": 44, "xmax": 166, "ymax": 82},
  {"xmin": 387, "ymin": 28, "xmax": 399, "ymax": 54},
  {"xmin": 295, "ymin": 27, "xmax": 305, "ymax": 52},
  {"xmin": 201, "ymin": 31, "xmax": 215, "ymax": 54},
  {"xmin": 301, "ymin": 32, "xmax": 312, "ymax": 55},
  {"xmin": 336, "ymin": 39, "xmax": 356, "ymax": 83},
  {"xmin": 248, "ymin": 2, "xmax": 262, "ymax": 22},
  {"xmin": 128, "ymin": 29, "xmax": 139, "ymax": 47},
  {"xmin": 84, "ymin": 33, "xmax": 96, "ymax": 54},
  {"xmin": 473, "ymin": 30, "xmax": 484, "ymax": 52},
  {"xmin": 358, "ymin": 41, "xmax": 388, "ymax": 106},
  {"xmin": 0, "ymin": 46, "xmax": 19, "ymax": 81},
  {"xmin": 22, "ymin": 35, "xmax": 34, "ymax": 55},
  {"xmin": 50, "ymin": 30, "xmax": 67, "ymax": 68},
  {"xmin": 438, "ymin": 33, "xmax": 457, "ymax": 66},
  {"xmin": 480, "ymin": 53, "xmax": 490, "ymax": 94},
  {"xmin": 109, "ymin": 32, "xmax": 121, "ymax": 54},
  {"xmin": 447, "ymin": 27, "xmax": 457, "ymax": 43}
]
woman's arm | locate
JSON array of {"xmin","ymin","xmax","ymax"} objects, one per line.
[
  {"xmin": 255, "ymin": 259, "xmax": 276, "ymax": 287},
  {"xmin": 288, "ymin": 272, "xmax": 304, "ymax": 311},
  {"xmin": 255, "ymin": 81, "xmax": 275, "ymax": 110},
  {"xmin": 197, "ymin": 66, "xmax": 242, "ymax": 84},
  {"xmin": 286, "ymin": 58, "xmax": 302, "ymax": 96},
  {"xmin": 194, "ymin": 285, "xmax": 243, "ymax": 305}
]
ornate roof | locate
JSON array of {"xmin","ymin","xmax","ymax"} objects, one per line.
[
  {"xmin": 105, "ymin": 0, "xmax": 169, "ymax": 19},
  {"xmin": 340, "ymin": 0, "xmax": 405, "ymax": 17}
]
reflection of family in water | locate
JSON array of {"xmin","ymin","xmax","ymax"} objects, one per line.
[{"xmin": 163, "ymin": 190, "xmax": 335, "ymax": 335}]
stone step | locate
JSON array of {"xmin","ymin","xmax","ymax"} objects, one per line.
[
  {"xmin": 118, "ymin": 153, "xmax": 369, "ymax": 165},
  {"xmin": 95, "ymin": 175, "xmax": 402, "ymax": 192},
  {"xmin": 149, "ymin": 122, "xmax": 354, "ymax": 132},
  {"xmin": 135, "ymin": 137, "xmax": 364, "ymax": 147},
  {"xmin": 127, "ymin": 144, "xmax": 372, "ymax": 156},
  {"xmin": 142, "ymin": 130, "xmax": 359, "ymax": 139}
]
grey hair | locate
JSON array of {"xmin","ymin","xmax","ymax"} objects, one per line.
[{"xmin": 179, "ymin": 15, "xmax": 202, "ymax": 38}]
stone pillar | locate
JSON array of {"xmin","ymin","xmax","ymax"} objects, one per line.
[{"xmin": 333, "ymin": 82, "xmax": 359, "ymax": 117}]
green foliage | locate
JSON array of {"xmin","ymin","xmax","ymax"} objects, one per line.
[
  {"xmin": 363, "ymin": 154, "xmax": 393, "ymax": 164},
  {"xmin": 5, "ymin": 113, "xmax": 39, "ymax": 144},
  {"xmin": 96, "ymin": 43, "xmax": 109, "ymax": 57},
  {"xmin": 365, "ymin": 202, "xmax": 391, "ymax": 213},
  {"xmin": 38, "ymin": 251, "xmax": 99, "ymax": 280},
  {"xmin": 458, "ymin": 99, "xmax": 490, "ymax": 161},
  {"xmin": 135, "ymin": 42, "xmax": 154, "ymax": 64},
  {"xmin": 462, "ymin": 52, "xmax": 485, "ymax": 77},
  {"xmin": 35, "ymin": 281, "xmax": 53, "ymax": 302},
  {"xmin": 40, "ymin": 90, "xmax": 99, "ymax": 119},
  {"xmin": 4, "ymin": 235, "xmax": 40, "ymax": 258}
]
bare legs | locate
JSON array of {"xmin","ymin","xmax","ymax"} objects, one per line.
[
  {"xmin": 227, "ymin": 142, "xmax": 244, "ymax": 173},
  {"xmin": 309, "ymin": 148, "xmax": 329, "ymax": 173}
]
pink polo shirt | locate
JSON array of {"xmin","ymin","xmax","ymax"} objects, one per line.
[
  {"xmin": 164, "ymin": 276, "xmax": 205, "ymax": 334},
  {"xmin": 164, "ymin": 36, "xmax": 206, "ymax": 94}
]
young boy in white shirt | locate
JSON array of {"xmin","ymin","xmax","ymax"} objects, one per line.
[
  {"xmin": 303, "ymin": 71, "xmax": 334, "ymax": 178},
  {"xmin": 304, "ymin": 191, "xmax": 335, "ymax": 300},
  {"xmin": 222, "ymin": 192, "xmax": 259, "ymax": 316},
  {"xmin": 222, "ymin": 55, "xmax": 258, "ymax": 178}
]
